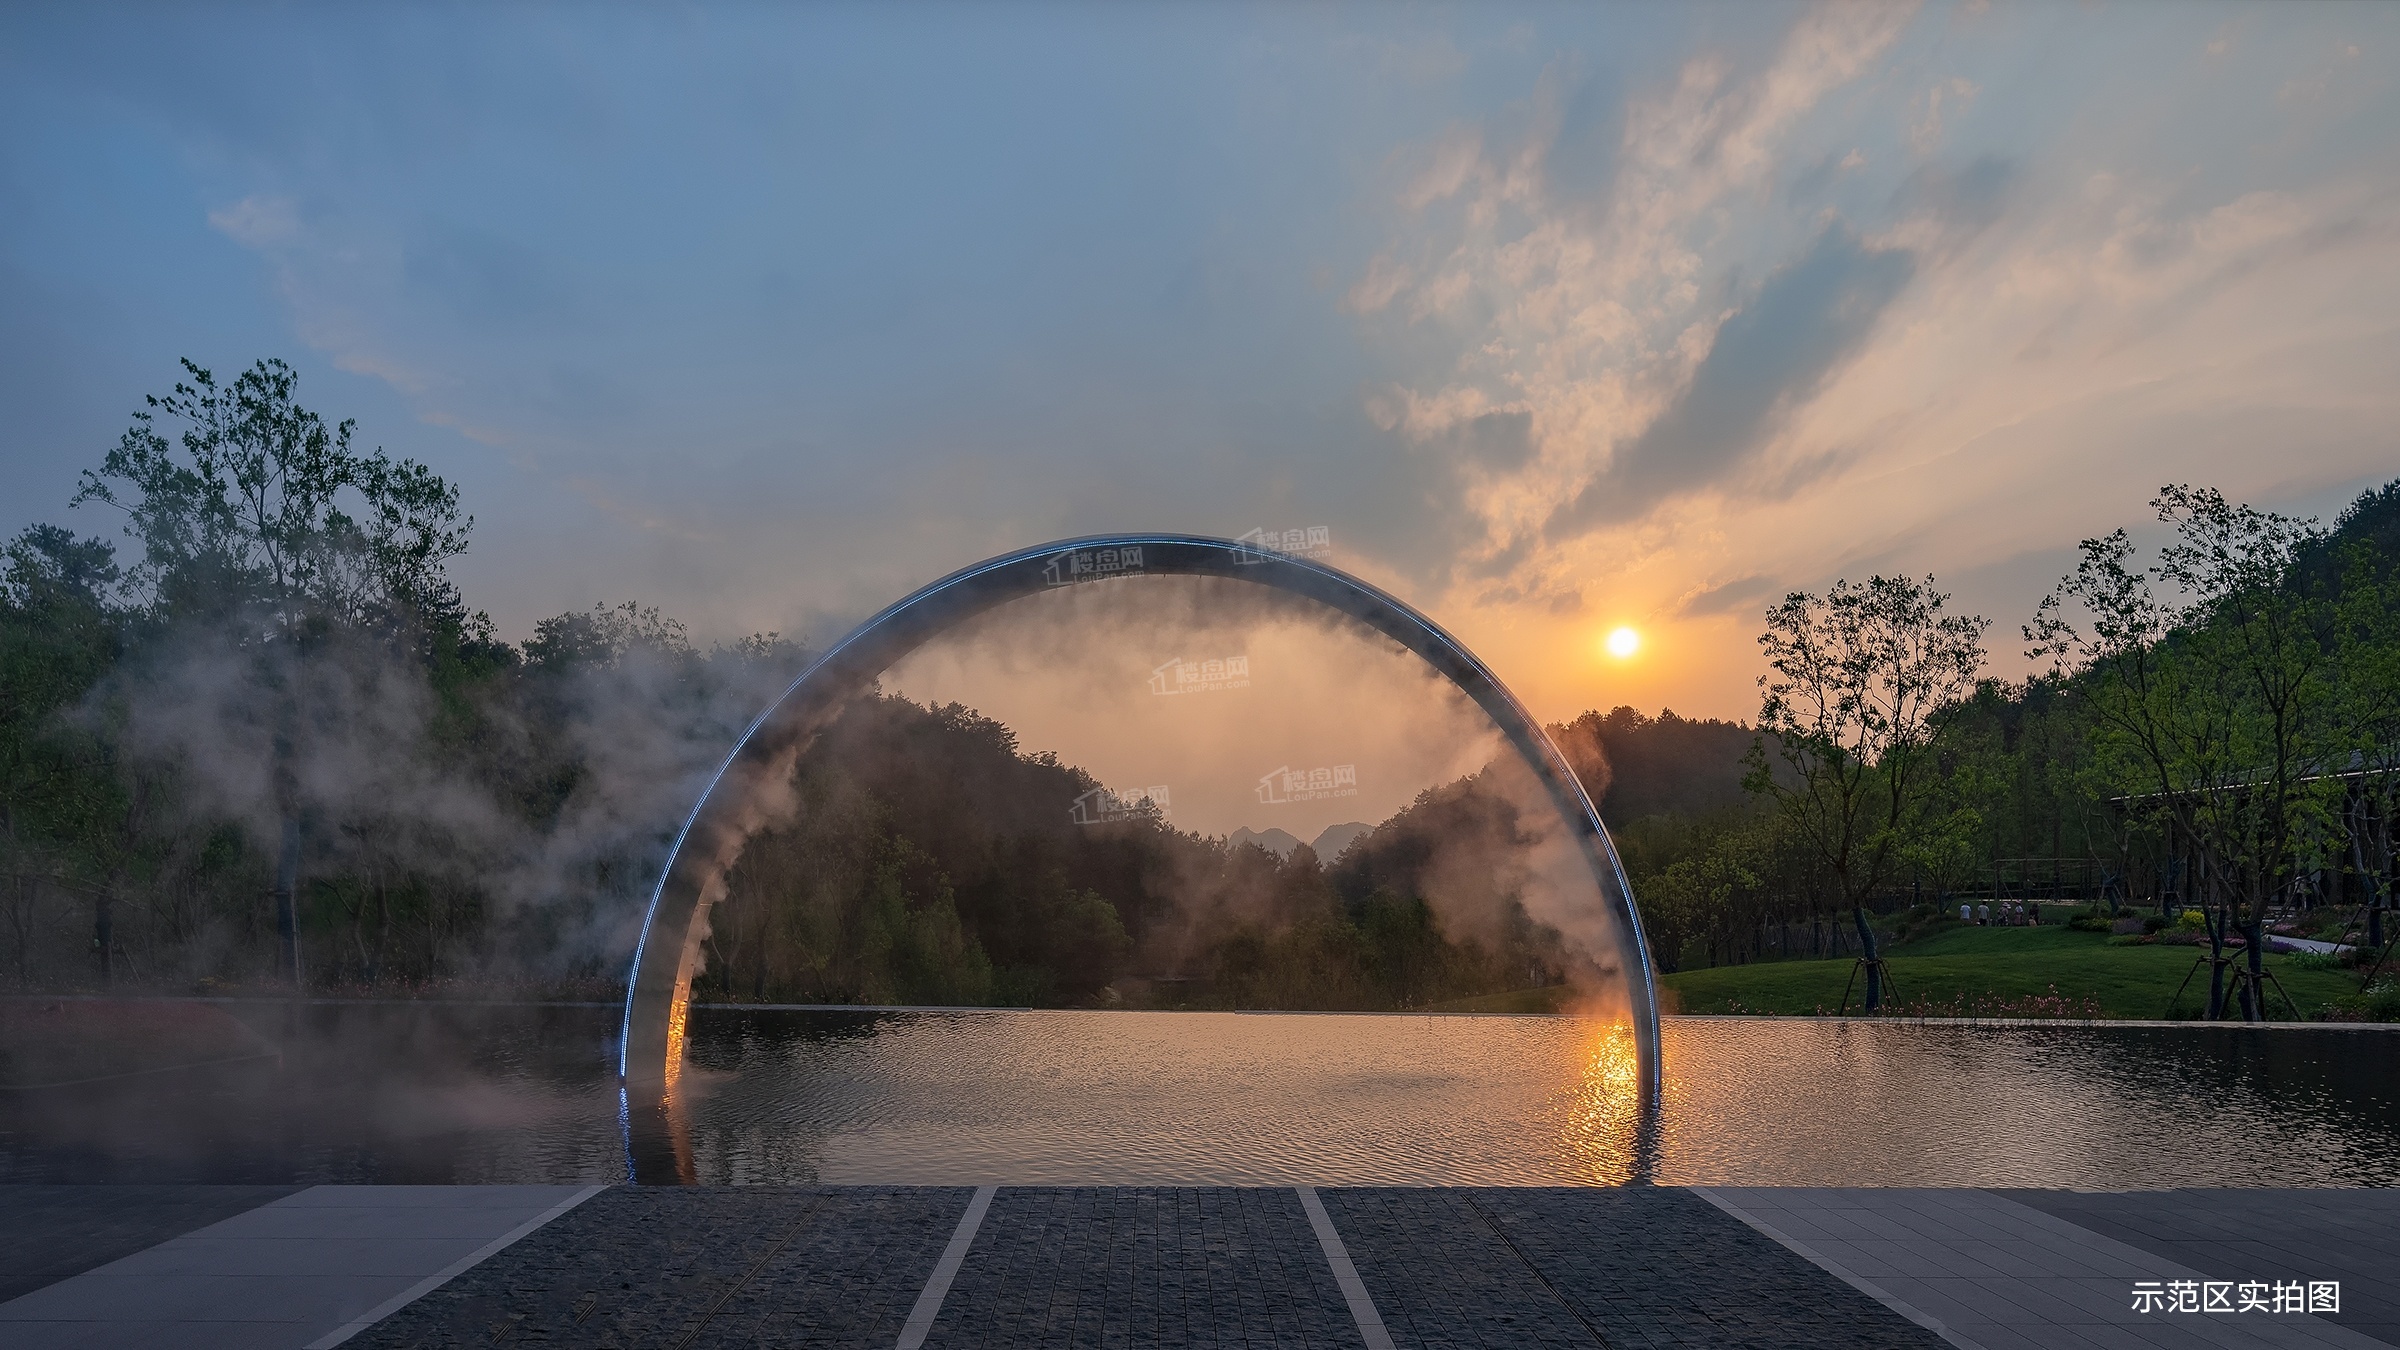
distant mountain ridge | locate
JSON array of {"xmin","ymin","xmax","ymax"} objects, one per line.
[
  {"xmin": 1547, "ymin": 706, "xmax": 1767, "ymax": 825},
  {"xmin": 1228, "ymin": 821, "xmax": 1371, "ymax": 861}
]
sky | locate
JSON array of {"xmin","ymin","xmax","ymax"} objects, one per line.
[{"xmin": 3, "ymin": 0, "xmax": 2395, "ymax": 730}]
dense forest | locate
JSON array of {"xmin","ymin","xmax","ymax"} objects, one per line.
[
  {"xmin": 2, "ymin": 359, "xmax": 2394, "ymax": 1020},
  {"xmin": 0, "ymin": 358, "xmax": 1584, "ymax": 1008},
  {"xmin": 698, "ymin": 694, "xmax": 1574, "ymax": 1009}
]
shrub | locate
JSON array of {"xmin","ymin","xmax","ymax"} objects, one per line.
[{"xmin": 2327, "ymin": 980, "xmax": 2400, "ymax": 1023}]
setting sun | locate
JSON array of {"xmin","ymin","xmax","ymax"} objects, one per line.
[{"xmin": 1605, "ymin": 626, "xmax": 1641, "ymax": 659}]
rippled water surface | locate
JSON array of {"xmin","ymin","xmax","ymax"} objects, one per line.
[
  {"xmin": 682, "ymin": 1010, "xmax": 2400, "ymax": 1187},
  {"xmin": 3, "ymin": 1004, "xmax": 2395, "ymax": 1186}
]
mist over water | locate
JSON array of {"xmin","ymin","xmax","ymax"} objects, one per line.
[
  {"xmin": 878, "ymin": 574, "xmax": 1507, "ymax": 840},
  {"xmin": 48, "ymin": 600, "xmax": 814, "ymax": 992},
  {"xmin": 669, "ymin": 567, "xmax": 1649, "ymax": 1018},
  {"xmin": 6, "ymin": 1006, "xmax": 2395, "ymax": 1188}
]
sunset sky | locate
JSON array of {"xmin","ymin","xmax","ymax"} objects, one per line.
[{"xmin": 3, "ymin": 1, "xmax": 2394, "ymax": 727}]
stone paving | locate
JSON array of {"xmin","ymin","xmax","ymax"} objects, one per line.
[
  {"xmin": 0, "ymin": 1184, "xmax": 595, "ymax": 1350},
  {"xmin": 353, "ymin": 1187, "xmax": 969, "ymax": 1349},
  {"xmin": 2002, "ymin": 1189, "xmax": 2400, "ymax": 1348},
  {"xmin": 2, "ymin": 1184, "xmax": 2394, "ymax": 1349},
  {"xmin": 1706, "ymin": 1187, "xmax": 2386, "ymax": 1350},
  {"xmin": 0, "ymin": 1184, "xmax": 299, "ymax": 1303},
  {"xmin": 924, "ymin": 1187, "xmax": 1357, "ymax": 1350}
]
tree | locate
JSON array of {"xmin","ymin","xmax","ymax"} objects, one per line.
[
  {"xmin": 0, "ymin": 526, "xmax": 125, "ymax": 983},
  {"xmin": 74, "ymin": 358, "xmax": 470, "ymax": 984},
  {"xmin": 2029, "ymin": 486, "xmax": 2353, "ymax": 1020},
  {"xmin": 1749, "ymin": 575, "xmax": 1988, "ymax": 1011},
  {"xmin": 2321, "ymin": 490, "xmax": 2400, "ymax": 954}
]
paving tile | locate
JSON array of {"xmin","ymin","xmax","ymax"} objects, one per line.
[
  {"xmin": 2001, "ymin": 1190, "xmax": 2400, "ymax": 1348},
  {"xmin": 103, "ymin": 1237, "xmax": 497, "ymax": 1279},
  {"xmin": 13, "ymin": 1183, "xmax": 2388, "ymax": 1350},
  {"xmin": 0, "ymin": 1322, "xmax": 125, "ymax": 1350},
  {"xmin": 1319, "ymin": 1189, "xmax": 1592, "ymax": 1349},
  {"xmin": 1473, "ymin": 1188, "xmax": 1946, "ymax": 1349},
  {"xmin": 1965, "ymin": 1325, "xmax": 2073, "ymax": 1350},
  {"xmin": 195, "ymin": 1204, "xmax": 578, "ymax": 1243},
  {"xmin": 1858, "ymin": 1273, "xmax": 1987, "ymax": 1326},
  {"xmin": 3, "ymin": 1319, "xmax": 316, "ymax": 1350},
  {"xmin": 925, "ymin": 1188, "xmax": 1355, "ymax": 1350},
  {"xmin": 0, "ymin": 1184, "xmax": 598, "ymax": 1350},
  {"xmin": 1706, "ymin": 1189, "xmax": 2393, "ymax": 1350},
  {"xmin": 1821, "ymin": 1238, "xmax": 1959, "ymax": 1280},
  {"xmin": 0, "ymin": 1186, "xmax": 299, "ymax": 1303},
  {"xmin": 0, "ymin": 1270, "xmax": 398, "ymax": 1324},
  {"xmin": 349, "ymin": 1185, "xmax": 965, "ymax": 1350},
  {"xmin": 269, "ymin": 1186, "xmax": 579, "ymax": 1209}
]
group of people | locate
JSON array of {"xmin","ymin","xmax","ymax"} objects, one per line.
[{"xmin": 1959, "ymin": 901, "xmax": 2040, "ymax": 927}]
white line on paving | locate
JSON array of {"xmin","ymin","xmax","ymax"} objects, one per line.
[
  {"xmin": 895, "ymin": 1184, "xmax": 996, "ymax": 1350},
  {"xmin": 1295, "ymin": 1186, "xmax": 1395, "ymax": 1350},
  {"xmin": 304, "ymin": 1184, "xmax": 606, "ymax": 1349},
  {"xmin": 1691, "ymin": 1186, "xmax": 1983, "ymax": 1350}
]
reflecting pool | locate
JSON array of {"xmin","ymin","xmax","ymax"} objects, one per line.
[{"xmin": 3, "ymin": 1003, "xmax": 2394, "ymax": 1187}]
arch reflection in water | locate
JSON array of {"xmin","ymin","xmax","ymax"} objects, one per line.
[{"xmin": 618, "ymin": 535, "xmax": 1661, "ymax": 1182}]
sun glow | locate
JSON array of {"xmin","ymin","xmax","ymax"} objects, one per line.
[
  {"xmin": 1554, "ymin": 1021, "xmax": 1643, "ymax": 1183},
  {"xmin": 1605, "ymin": 626, "xmax": 1641, "ymax": 659}
]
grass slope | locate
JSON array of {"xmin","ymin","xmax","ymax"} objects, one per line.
[{"xmin": 1660, "ymin": 922, "xmax": 2365, "ymax": 1020}]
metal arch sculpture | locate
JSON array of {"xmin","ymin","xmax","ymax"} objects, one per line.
[{"xmin": 619, "ymin": 534, "xmax": 1663, "ymax": 1174}]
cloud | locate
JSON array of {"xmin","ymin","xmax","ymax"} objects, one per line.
[
  {"xmin": 1544, "ymin": 225, "xmax": 1915, "ymax": 537},
  {"xmin": 1323, "ymin": 2, "xmax": 2400, "ymax": 728},
  {"xmin": 1909, "ymin": 77, "xmax": 1978, "ymax": 154},
  {"xmin": 207, "ymin": 196, "xmax": 299, "ymax": 247},
  {"xmin": 1435, "ymin": 408, "xmax": 1537, "ymax": 472},
  {"xmin": 1890, "ymin": 153, "xmax": 2018, "ymax": 242},
  {"xmin": 1670, "ymin": 572, "xmax": 1779, "ymax": 619},
  {"xmin": 1399, "ymin": 127, "xmax": 1485, "ymax": 210},
  {"xmin": 1343, "ymin": 252, "xmax": 1413, "ymax": 315},
  {"xmin": 20, "ymin": 0, "xmax": 2399, "ymax": 734},
  {"xmin": 1340, "ymin": 3, "xmax": 1916, "ymax": 585},
  {"xmin": 1788, "ymin": 146, "xmax": 1867, "ymax": 201}
]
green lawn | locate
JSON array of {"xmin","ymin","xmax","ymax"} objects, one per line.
[{"xmin": 1660, "ymin": 921, "xmax": 2370, "ymax": 1020}]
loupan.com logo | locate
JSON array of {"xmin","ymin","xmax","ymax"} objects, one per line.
[
  {"xmin": 1232, "ymin": 526, "xmax": 1330, "ymax": 564},
  {"xmin": 1150, "ymin": 655, "xmax": 1250, "ymax": 695},
  {"xmin": 1068, "ymin": 785, "xmax": 1169, "ymax": 826},
  {"xmin": 1255, "ymin": 764, "xmax": 1357, "ymax": 805},
  {"xmin": 1042, "ymin": 545, "xmax": 1145, "ymax": 587}
]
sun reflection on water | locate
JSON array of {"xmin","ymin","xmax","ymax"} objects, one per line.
[
  {"xmin": 1551, "ymin": 1020, "xmax": 1642, "ymax": 1184},
  {"xmin": 663, "ymin": 989, "xmax": 688, "ymax": 1094}
]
